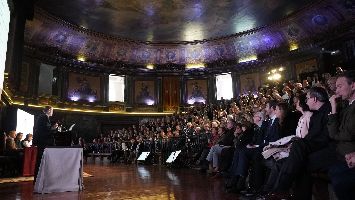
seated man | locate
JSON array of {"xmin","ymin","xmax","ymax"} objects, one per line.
[
  {"xmin": 225, "ymin": 111, "xmax": 267, "ymax": 192},
  {"xmin": 5, "ymin": 130, "xmax": 24, "ymax": 173},
  {"xmin": 6, "ymin": 131, "xmax": 19, "ymax": 153},
  {"xmin": 327, "ymin": 70, "xmax": 355, "ymax": 200},
  {"xmin": 226, "ymin": 100, "xmax": 280, "ymax": 193},
  {"xmin": 270, "ymin": 87, "xmax": 331, "ymax": 199},
  {"xmin": 14, "ymin": 132, "xmax": 23, "ymax": 149}
]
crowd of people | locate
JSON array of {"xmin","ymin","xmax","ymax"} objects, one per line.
[
  {"xmin": 1, "ymin": 69, "xmax": 354, "ymax": 199},
  {"xmin": 81, "ymin": 69, "xmax": 355, "ymax": 200}
]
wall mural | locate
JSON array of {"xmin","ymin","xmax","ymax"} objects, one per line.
[
  {"xmin": 295, "ymin": 58, "xmax": 318, "ymax": 80},
  {"xmin": 67, "ymin": 72, "xmax": 101, "ymax": 102},
  {"xmin": 186, "ymin": 79, "xmax": 207, "ymax": 104},
  {"xmin": 134, "ymin": 80, "xmax": 155, "ymax": 105},
  {"xmin": 239, "ymin": 73, "xmax": 261, "ymax": 94},
  {"xmin": 24, "ymin": 0, "xmax": 355, "ymax": 65}
]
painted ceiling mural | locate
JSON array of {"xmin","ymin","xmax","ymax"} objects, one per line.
[
  {"xmin": 35, "ymin": 0, "xmax": 314, "ymax": 42},
  {"xmin": 24, "ymin": 0, "xmax": 355, "ymax": 66}
]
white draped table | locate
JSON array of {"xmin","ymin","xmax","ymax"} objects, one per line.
[{"xmin": 34, "ymin": 147, "xmax": 83, "ymax": 194}]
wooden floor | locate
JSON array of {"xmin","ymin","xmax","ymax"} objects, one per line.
[{"xmin": 0, "ymin": 160, "xmax": 240, "ymax": 200}]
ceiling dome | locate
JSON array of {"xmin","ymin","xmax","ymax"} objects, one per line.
[
  {"xmin": 36, "ymin": 0, "xmax": 315, "ymax": 43},
  {"xmin": 24, "ymin": 0, "xmax": 355, "ymax": 73}
]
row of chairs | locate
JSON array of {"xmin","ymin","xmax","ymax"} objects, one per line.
[{"xmin": 85, "ymin": 134, "xmax": 209, "ymax": 165}]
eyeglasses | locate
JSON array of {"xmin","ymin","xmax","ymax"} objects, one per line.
[{"xmin": 305, "ymin": 96, "xmax": 313, "ymax": 103}]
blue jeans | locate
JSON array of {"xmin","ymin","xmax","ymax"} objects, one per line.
[{"xmin": 206, "ymin": 144, "xmax": 228, "ymax": 168}]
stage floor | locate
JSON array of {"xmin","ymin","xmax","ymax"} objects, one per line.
[{"xmin": 0, "ymin": 161, "xmax": 239, "ymax": 200}]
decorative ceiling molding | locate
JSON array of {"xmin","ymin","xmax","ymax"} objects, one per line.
[{"xmin": 24, "ymin": 0, "xmax": 355, "ymax": 65}]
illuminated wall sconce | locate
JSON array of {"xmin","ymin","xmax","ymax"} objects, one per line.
[
  {"xmin": 146, "ymin": 64, "xmax": 154, "ymax": 70},
  {"xmin": 77, "ymin": 55, "xmax": 86, "ymax": 62},
  {"xmin": 238, "ymin": 55, "xmax": 258, "ymax": 63},
  {"xmin": 70, "ymin": 95, "xmax": 80, "ymax": 101},
  {"xmin": 144, "ymin": 99, "xmax": 155, "ymax": 105},
  {"xmin": 289, "ymin": 43, "xmax": 298, "ymax": 51},
  {"xmin": 185, "ymin": 63, "xmax": 205, "ymax": 69}
]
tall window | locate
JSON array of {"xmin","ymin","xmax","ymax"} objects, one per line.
[
  {"xmin": 16, "ymin": 109, "xmax": 34, "ymax": 139},
  {"xmin": 216, "ymin": 73, "xmax": 233, "ymax": 100},
  {"xmin": 0, "ymin": 1, "xmax": 10, "ymax": 95},
  {"xmin": 109, "ymin": 75, "xmax": 125, "ymax": 102}
]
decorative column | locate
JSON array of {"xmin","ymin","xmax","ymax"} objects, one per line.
[
  {"xmin": 208, "ymin": 75, "xmax": 216, "ymax": 104},
  {"xmin": 5, "ymin": 0, "xmax": 34, "ymax": 90},
  {"xmin": 156, "ymin": 77, "xmax": 163, "ymax": 112},
  {"xmin": 179, "ymin": 76, "xmax": 185, "ymax": 106},
  {"xmin": 28, "ymin": 59, "xmax": 41, "ymax": 98},
  {"xmin": 233, "ymin": 73, "xmax": 241, "ymax": 98},
  {"xmin": 101, "ymin": 73, "xmax": 109, "ymax": 105},
  {"xmin": 124, "ymin": 75, "xmax": 133, "ymax": 111}
]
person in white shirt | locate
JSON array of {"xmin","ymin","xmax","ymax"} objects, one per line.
[
  {"xmin": 22, "ymin": 133, "xmax": 33, "ymax": 147},
  {"xmin": 295, "ymin": 93, "xmax": 313, "ymax": 138}
]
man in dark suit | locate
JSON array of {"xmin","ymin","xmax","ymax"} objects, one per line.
[
  {"xmin": 327, "ymin": 70, "xmax": 355, "ymax": 200},
  {"xmin": 33, "ymin": 106, "xmax": 58, "ymax": 183},
  {"xmin": 272, "ymin": 87, "xmax": 331, "ymax": 199},
  {"xmin": 226, "ymin": 100, "xmax": 280, "ymax": 193}
]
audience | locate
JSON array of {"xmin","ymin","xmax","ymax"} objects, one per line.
[
  {"xmin": 1, "ymin": 69, "xmax": 346, "ymax": 198},
  {"xmin": 269, "ymin": 87, "xmax": 331, "ymax": 199}
]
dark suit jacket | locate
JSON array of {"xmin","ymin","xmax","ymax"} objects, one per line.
[
  {"xmin": 234, "ymin": 128, "xmax": 253, "ymax": 148},
  {"xmin": 328, "ymin": 101, "xmax": 355, "ymax": 156},
  {"xmin": 304, "ymin": 102, "xmax": 331, "ymax": 152},
  {"xmin": 218, "ymin": 129, "xmax": 235, "ymax": 146},
  {"xmin": 250, "ymin": 121, "xmax": 268, "ymax": 146},
  {"xmin": 261, "ymin": 118, "xmax": 281, "ymax": 148},
  {"xmin": 33, "ymin": 113, "xmax": 55, "ymax": 147}
]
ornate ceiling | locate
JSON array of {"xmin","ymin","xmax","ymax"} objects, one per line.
[
  {"xmin": 24, "ymin": 0, "xmax": 355, "ymax": 72},
  {"xmin": 35, "ymin": 0, "xmax": 314, "ymax": 42}
]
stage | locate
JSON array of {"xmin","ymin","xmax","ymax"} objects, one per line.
[{"xmin": 0, "ymin": 160, "xmax": 238, "ymax": 200}]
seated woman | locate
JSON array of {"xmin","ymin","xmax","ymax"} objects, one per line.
[
  {"xmin": 21, "ymin": 134, "xmax": 33, "ymax": 148},
  {"xmin": 263, "ymin": 94, "xmax": 310, "ymax": 160},
  {"xmin": 196, "ymin": 126, "xmax": 221, "ymax": 168},
  {"xmin": 262, "ymin": 93, "xmax": 311, "ymax": 193},
  {"xmin": 206, "ymin": 120, "xmax": 235, "ymax": 174}
]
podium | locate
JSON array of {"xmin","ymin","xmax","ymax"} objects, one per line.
[
  {"xmin": 54, "ymin": 131, "xmax": 72, "ymax": 146},
  {"xmin": 34, "ymin": 147, "xmax": 83, "ymax": 194}
]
